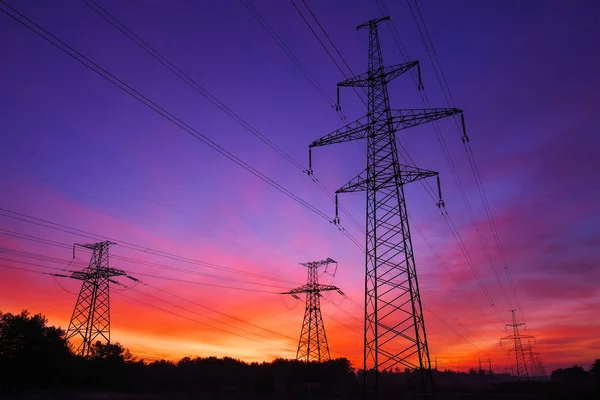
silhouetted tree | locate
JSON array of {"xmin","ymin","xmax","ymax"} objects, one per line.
[
  {"xmin": 551, "ymin": 365, "xmax": 590, "ymax": 384},
  {"xmin": 0, "ymin": 310, "xmax": 70, "ymax": 392},
  {"xmin": 90, "ymin": 340, "xmax": 135, "ymax": 362},
  {"xmin": 591, "ymin": 359, "xmax": 600, "ymax": 391}
]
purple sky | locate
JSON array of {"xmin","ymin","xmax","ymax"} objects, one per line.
[{"xmin": 1, "ymin": 0, "xmax": 599, "ymax": 371}]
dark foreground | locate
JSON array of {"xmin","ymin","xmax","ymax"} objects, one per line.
[{"xmin": 1, "ymin": 311, "xmax": 598, "ymax": 399}]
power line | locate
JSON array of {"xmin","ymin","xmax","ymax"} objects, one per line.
[
  {"xmin": 2, "ymin": 260, "xmax": 334, "ymax": 359},
  {"xmin": 1, "ymin": 253, "xmax": 299, "ymax": 344},
  {"xmin": 146, "ymin": 283, "xmax": 296, "ymax": 342},
  {"xmin": 238, "ymin": 0, "xmax": 339, "ymax": 114},
  {"xmin": 289, "ymin": 0, "xmax": 367, "ymax": 107},
  {"xmin": 373, "ymin": 0, "xmax": 514, "ymax": 325},
  {"xmin": 0, "ymin": 138, "xmax": 297, "ymax": 262},
  {"xmin": 113, "ymin": 290, "xmax": 264, "ymax": 344},
  {"xmin": 0, "ymin": 254, "xmax": 279, "ymax": 294},
  {"xmin": 3, "ymin": 0, "xmax": 364, "ymax": 257},
  {"xmin": 128, "ymin": 286, "xmax": 284, "ymax": 342},
  {"xmin": 80, "ymin": 0, "xmax": 305, "ymax": 173},
  {"xmin": 0, "ymin": 0, "xmax": 331, "ymax": 223},
  {"xmin": 287, "ymin": 0, "xmax": 504, "ymax": 333},
  {"xmin": 404, "ymin": 0, "xmax": 524, "ymax": 321},
  {"xmin": 0, "ymin": 208, "xmax": 299, "ymax": 286},
  {"xmin": 0, "ymin": 244, "xmax": 293, "ymax": 291}
]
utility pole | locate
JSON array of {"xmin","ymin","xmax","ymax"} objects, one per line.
[
  {"xmin": 501, "ymin": 310, "xmax": 534, "ymax": 381},
  {"xmin": 281, "ymin": 258, "xmax": 342, "ymax": 362},
  {"xmin": 307, "ymin": 16, "xmax": 463, "ymax": 397},
  {"xmin": 52, "ymin": 241, "xmax": 132, "ymax": 357}
]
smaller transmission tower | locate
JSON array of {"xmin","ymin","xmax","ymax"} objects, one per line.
[
  {"xmin": 525, "ymin": 339, "xmax": 546, "ymax": 378},
  {"xmin": 501, "ymin": 310, "xmax": 535, "ymax": 381},
  {"xmin": 56, "ymin": 241, "xmax": 127, "ymax": 357},
  {"xmin": 282, "ymin": 258, "xmax": 342, "ymax": 362}
]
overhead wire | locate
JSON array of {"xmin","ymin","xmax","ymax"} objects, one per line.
[
  {"xmin": 372, "ymin": 0, "xmax": 514, "ymax": 326},
  {"xmin": 145, "ymin": 283, "xmax": 297, "ymax": 341},
  {"xmin": 0, "ymin": 249, "xmax": 280, "ymax": 294},
  {"xmin": 2, "ymin": 257, "xmax": 355, "ymax": 360},
  {"xmin": 0, "ymin": 208, "xmax": 300, "ymax": 286},
  {"xmin": 238, "ymin": 0, "xmax": 340, "ymax": 117},
  {"xmin": 1, "ymin": 251, "xmax": 300, "ymax": 344},
  {"xmin": 0, "ymin": 138, "xmax": 300, "ymax": 264},
  {"xmin": 127, "ymin": 286, "xmax": 285, "ymax": 342},
  {"xmin": 0, "ymin": 0, "xmax": 333, "ymax": 226},
  {"xmin": 289, "ymin": 0, "xmax": 367, "ymax": 107},
  {"xmin": 404, "ymin": 0, "xmax": 525, "ymax": 321},
  {"xmin": 0, "ymin": 243, "xmax": 293, "ymax": 291},
  {"xmin": 288, "ymin": 0, "xmax": 505, "ymax": 330},
  {"xmin": 80, "ymin": 0, "xmax": 304, "ymax": 173},
  {"xmin": 340, "ymin": 292, "xmax": 493, "ymax": 359},
  {"xmin": 83, "ymin": 0, "xmax": 366, "ymax": 251},
  {"xmin": 112, "ymin": 290, "xmax": 264, "ymax": 344}
]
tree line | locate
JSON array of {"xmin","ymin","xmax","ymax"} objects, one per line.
[{"xmin": 0, "ymin": 310, "xmax": 598, "ymax": 398}]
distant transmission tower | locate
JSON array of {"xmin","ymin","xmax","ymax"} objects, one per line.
[
  {"xmin": 525, "ymin": 339, "xmax": 546, "ymax": 378},
  {"xmin": 307, "ymin": 16, "xmax": 462, "ymax": 394},
  {"xmin": 55, "ymin": 241, "xmax": 127, "ymax": 357},
  {"xmin": 282, "ymin": 258, "xmax": 342, "ymax": 362},
  {"xmin": 501, "ymin": 309, "xmax": 534, "ymax": 381}
]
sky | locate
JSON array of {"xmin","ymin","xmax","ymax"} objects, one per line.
[{"xmin": 0, "ymin": 0, "xmax": 599, "ymax": 374}]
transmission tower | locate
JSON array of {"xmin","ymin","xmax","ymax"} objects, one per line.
[
  {"xmin": 53, "ymin": 241, "xmax": 127, "ymax": 357},
  {"xmin": 282, "ymin": 258, "xmax": 342, "ymax": 362},
  {"xmin": 307, "ymin": 16, "xmax": 462, "ymax": 395},
  {"xmin": 501, "ymin": 309, "xmax": 534, "ymax": 381},
  {"xmin": 525, "ymin": 339, "xmax": 545, "ymax": 378}
]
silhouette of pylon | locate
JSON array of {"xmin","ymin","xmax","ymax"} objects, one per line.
[
  {"xmin": 501, "ymin": 309, "xmax": 534, "ymax": 380},
  {"xmin": 282, "ymin": 258, "xmax": 342, "ymax": 362},
  {"xmin": 62, "ymin": 241, "xmax": 126, "ymax": 357},
  {"xmin": 308, "ymin": 16, "xmax": 463, "ymax": 395}
]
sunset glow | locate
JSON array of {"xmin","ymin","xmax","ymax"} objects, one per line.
[{"xmin": 1, "ymin": 0, "xmax": 598, "ymax": 375}]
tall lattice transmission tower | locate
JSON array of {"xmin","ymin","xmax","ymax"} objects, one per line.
[
  {"xmin": 307, "ymin": 16, "xmax": 462, "ymax": 393},
  {"xmin": 282, "ymin": 258, "xmax": 342, "ymax": 362},
  {"xmin": 501, "ymin": 309, "xmax": 535, "ymax": 381},
  {"xmin": 53, "ymin": 241, "xmax": 129, "ymax": 357}
]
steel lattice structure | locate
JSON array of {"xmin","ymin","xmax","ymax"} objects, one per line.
[
  {"xmin": 282, "ymin": 258, "xmax": 342, "ymax": 362},
  {"xmin": 501, "ymin": 309, "xmax": 534, "ymax": 381},
  {"xmin": 64, "ymin": 241, "xmax": 126, "ymax": 357},
  {"xmin": 308, "ymin": 16, "xmax": 462, "ymax": 394}
]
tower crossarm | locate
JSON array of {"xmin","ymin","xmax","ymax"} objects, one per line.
[
  {"xmin": 300, "ymin": 258, "xmax": 337, "ymax": 267},
  {"xmin": 309, "ymin": 116, "xmax": 370, "ymax": 148},
  {"xmin": 356, "ymin": 16, "xmax": 390, "ymax": 30},
  {"xmin": 281, "ymin": 283, "xmax": 340, "ymax": 295},
  {"xmin": 281, "ymin": 285, "xmax": 310, "ymax": 295},
  {"xmin": 309, "ymin": 108, "xmax": 461, "ymax": 149},
  {"xmin": 337, "ymin": 61, "xmax": 419, "ymax": 87},
  {"xmin": 500, "ymin": 334, "xmax": 535, "ymax": 343},
  {"xmin": 70, "ymin": 267, "xmax": 127, "ymax": 281},
  {"xmin": 337, "ymin": 165, "xmax": 438, "ymax": 194},
  {"xmin": 500, "ymin": 335, "xmax": 514, "ymax": 345},
  {"xmin": 389, "ymin": 108, "xmax": 462, "ymax": 131},
  {"xmin": 314, "ymin": 284, "xmax": 340, "ymax": 292}
]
